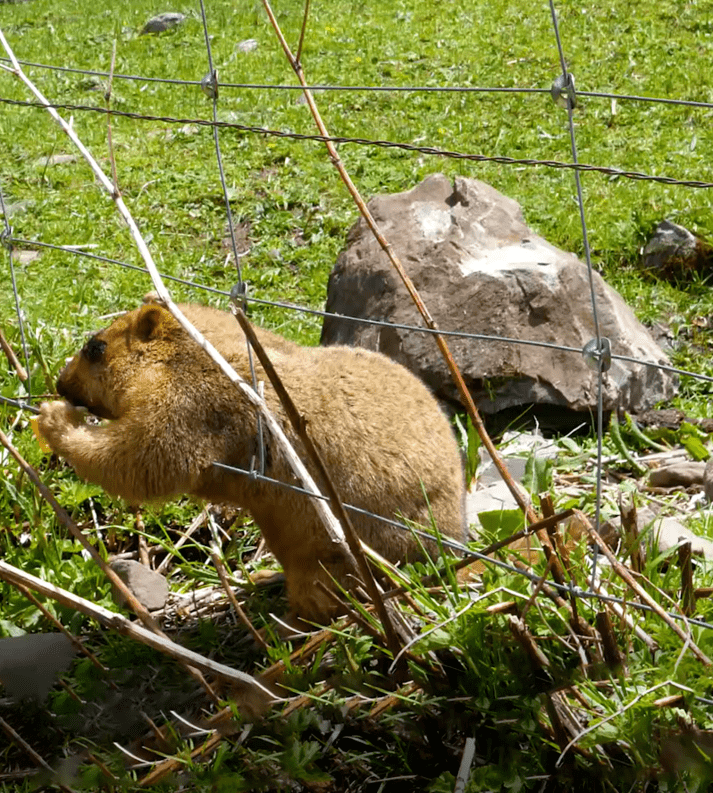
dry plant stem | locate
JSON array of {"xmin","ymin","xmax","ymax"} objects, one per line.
[
  {"xmin": 233, "ymin": 306, "xmax": 401, "ymax": 656},
  {"xmin": 578, "ymin": 511, "xmax": 711, "ymax": 665},
  {"xmin": 620, "ymin": 494, "xmax": 642, "ymax": 572},
  {"xmin": 595, "ymin": 610, "xmax": 625, "ymax": 672},
  {"xmin": 210, "ymin": 548, "xmax": 268, "ymax": 649},
  {"xmin": 260, "ymin": 624, "xmax": 340, "ymax": 684},
  {"xmin": 0, "ymin": 30, "xmax": 346, "ymax": 571},
  {"xmin": 519, "ymin": 555, "xmax": 555, "ymax": 620},
  {"xmin": 507, "ymin": 614, "xmax": 550, "ymax": 669},
  {"xmin": 259, "ymin": 0, "xmax": 536, "ymax": 524},
  {"xmin": 139, "ymin": 732, "xmax": 225, "ymax": 786},
  {"xmin": 315, "ymin": 579, "xmax": 382, "ymax": 639},
  {"xmin": 0, "ymin": 718, "xmax": 78, "ymax": 793},
  {"xmin": 454, "ymin": 737, "xmax": 476, "ymax": 793},
  {"xmin": 295, "ymin": 0, "xmax": 310, "ymax": 65},
  {"xmin": 0, "ymin": 325, "xmax": 27, "ymax": 381},
  {"xmin": 105, "ymin": 39, "xmax": 119, "ymax": 191},
  {"xmin": 0, "ymin": 560, "xmax": 279, "ymax": 702},
  {"xmin": 678, "ymin": 540, "xmax": 695, "ymax": 617},
  {"xmin": 155, "ymin": 507, "xmax": 208, "ymax": 575},
  {"xmin": 86, "ymin": 753, "xmax": 119, "ymax": 784}
]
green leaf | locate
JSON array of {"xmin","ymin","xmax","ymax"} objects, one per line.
[
  {"xmin": 477, "ymin": 509, "xmax": 525, "ymax": 539},
  {"xmin": 522, "ymin": 454, "xmax": 553, "ymax": 495}
]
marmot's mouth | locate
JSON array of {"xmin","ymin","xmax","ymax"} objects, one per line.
[
  {"xmin": 81, "ymin": 403, "xmax": 117, "ymax": 421},
  {"xmin": 56, "ymin": 380, "xmax": 118, "ymax": 420},
  {"xmin": 59, "ymin": 394, "xmax": 117, "ymax": 421}
]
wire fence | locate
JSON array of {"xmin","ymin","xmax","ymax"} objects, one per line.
[{"xmin": 1, "ymin": 1, "xmax": 713, "ymax": 631}]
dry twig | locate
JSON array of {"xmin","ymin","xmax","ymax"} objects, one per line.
[
  {"xmin": 578, "ymin": 510, "xmax": 711, "ymax": 665},
  {"xmin": 259, "ymin": 0, "xmax": 537, "ymax": 525},
  {"xmin": 232, "ymin": 306, "xmax": 401, "ymax": 655},
  {"xmin": 0, "ymin": 325, "xmax": 27, "ymax": 381}
]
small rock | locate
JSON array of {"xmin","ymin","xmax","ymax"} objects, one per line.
[
  {"xmin": 0, "ymin": 634, "xmax": 76, "ymax": 702},
  {"xmin": 13, "ymin": 250, "xmax": 40, "ymax": 265},
  {"xmin": 141, "ymin": 12, "xmax": 186, "ymax": 34},
  {"xmin": 0, "ymin": 199, "xmax": 33, "ymax": 218},
  {"xmin": 110, "ymin": 559, "xmax": 169, "ymax": 611},
  {"xmin": 648, "ymin": 462, "xmax": 706, "ymax": 488},
  {"xmin": 466, "ymin": 480, "xmax": 519, "ymax": 526},
  {"xmin": 653, "ymin": 516, "xmax": 713, "ymax": 560},
  {"xmin": 636, "ymin": 408, "xmax": 686, "ymax": 429},
  {"xmin": 642, "ymin": 219, "xmax": 712, "ymax": 281},
  {"xmin": 34, "ymin": 153, "xmax": 78, "ymax": 168},
  {"xmin": 236, "ymin": 38, "xmax": 258, "ymax": 53}
]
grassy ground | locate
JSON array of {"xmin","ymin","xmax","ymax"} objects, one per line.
[{"xmin": 2, "ymin": 0, "xmax": 713, "ymax": 790}]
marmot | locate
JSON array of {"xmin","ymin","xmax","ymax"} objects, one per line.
[{"xmin": 39, "ymin": 302, "xmax": 466, "ymax": 621}]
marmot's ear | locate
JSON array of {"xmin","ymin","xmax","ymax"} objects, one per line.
[{"xmin": 135, "ymin": 304, "xmax": 167, "ymax": 341}]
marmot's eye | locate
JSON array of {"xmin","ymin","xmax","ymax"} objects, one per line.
[{"xmin": 83, "ymin": 338, "xmax": 106, "ymax": 363}]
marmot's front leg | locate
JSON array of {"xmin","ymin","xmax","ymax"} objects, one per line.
[
  {"xmin": 39, "ymin": 401, "xmax": 144, "ymax": 503},
  {"xmin": 38, "ymin": 401, "xmax": 88, "ymax": 457}
]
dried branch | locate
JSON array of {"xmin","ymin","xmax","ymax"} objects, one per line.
[
  {"xmin": 577, "ymin": 510, "xmax": 711, "ymax": 666},
  {"xmin": 0, "ymin": 325, "xmax": 27, "ymax": 381},
  {"xmin": 232, "ymin": 306, "xmax": 401, "ymax": 655},
  {"xmin": 259, "ymin": 0, "xmax": 537, "ymax": 524},
  {"xmin": 0, "ymin": 717, "xmax": 77, "ymax": 793},
  {"xmin": 0, "ymin": 560, "xmax": 280, "ymax": 707},
  {"xmin": 0, "ymin": 29, "xmax": 347, "ymax": 596},
  {"xmin": 678, "ymin": 540, "xmax": 695, "ymax": 617},
  {"xmin": 210, "ymin": 545, "xmax": 268, "ymax": 650}
]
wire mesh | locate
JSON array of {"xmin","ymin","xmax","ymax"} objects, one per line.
[{"xmin": 1, "ymin": 0, "xmax": 712, "ymax": 637}]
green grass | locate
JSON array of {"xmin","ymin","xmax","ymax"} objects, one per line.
[{"xmin": 3, "ymin": 0, "xmax": 713, "ymax": 790}]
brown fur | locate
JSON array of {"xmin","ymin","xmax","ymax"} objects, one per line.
[{"xmin": 39, "ymin": 303, "xmax": 466, "ymax": 621}]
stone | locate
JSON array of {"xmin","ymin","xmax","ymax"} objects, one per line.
[
  {"xmin": 0, "ymin": 634, "xmax": 76, "ymax": 701},
  {"xmin": 321, "ymin": 174, "xmax": 677, "ymax": 428},
  {"xmin": 648, "ymin": 462, "xmax": 706, "ymax": 489},
  {"xmin": 236, "ymin": 38, "xmax": 258, "ymax": 53},
  {"xmin": 141, "ymin": 12, "xmax": 186, "ymax": 34},
  {"xmin": 642, "ymin": 219, "xmax": 712, "ymax": 281},
  {"xmin": 0, "ymin": 199, "xmax": 33, "ymax": 218},
  {"xmin": 465, "ymin": 431, "xmax": 556, "ymax": 532},
  {"xmin": 13, "ymin": 250, "xmax": 40, "ymax": 265},
  {"xmin": 34, "ymin": 154, "xmax": 77, "ymax": 168},
  {"xmin": 652, "ymin": 516, "xmax": 713, "ymax": 560},
  {"xmin": 110, "ymin": 559, "xmax": 169, "ymax": 611}
]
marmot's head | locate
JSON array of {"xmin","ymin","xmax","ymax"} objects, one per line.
[{"xmin": 57, "ymin": 304, "xmax": 181, "ymax": 420}]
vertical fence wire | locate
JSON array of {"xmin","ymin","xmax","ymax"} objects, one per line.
[
  {"xmin": 197, "ymin": 0, "xmax": 266, "ymax": 475},
  {"xmin": 548, "ymin": 1, "xmax": 606, "ymax": 586},
  {"xmin": 0, "ymin": 5, "xmax": 709, "ymax": 615}
]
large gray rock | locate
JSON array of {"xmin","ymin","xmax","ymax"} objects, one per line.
[{"xmin": 321, "ymin": 174, "xmax": 677, "ymax": 424}]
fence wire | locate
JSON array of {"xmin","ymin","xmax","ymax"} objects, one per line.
[
  {"xmin": 1, "ymin": 0, "xmax": 713, "ymax": 647},
  {"xmin": 3, "ymin": 55, "xmax": 713, "ymax": 110},
  {"xmin": 7, "ymin": 233, "xmax": 713, "ymax": 386},
  {"xmin": 1, "ymin": 96, "xmax": 712, "ymax": 190}
]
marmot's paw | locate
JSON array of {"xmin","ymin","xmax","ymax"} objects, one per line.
[{"xmin": 38, "ymin": 401, "xmax": 85, "ymax": 451}]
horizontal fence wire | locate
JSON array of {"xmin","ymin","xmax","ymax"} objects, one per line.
[
  {"xmin": 1, "ymin": 96, "xmax": 712, "ymax": 189},
  {"xmin": 3, "ymin": 3, "xmax": 713, "ymax": 661},
  {"xmin": 3, "ymin": 56, "xmax": 713, "ymax": 109},
  {"xmin": 6, "ymin": 234, "xmax": 713, "ymax": 386},
  {"xmin": 212, "ymin": 461, "xmax": 713, "ymax": 634}
]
